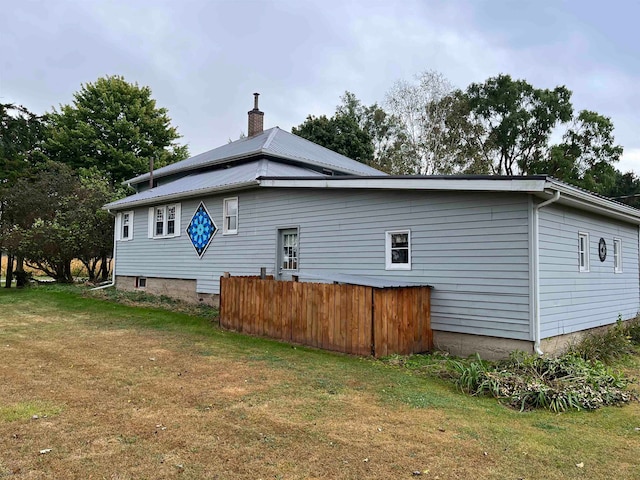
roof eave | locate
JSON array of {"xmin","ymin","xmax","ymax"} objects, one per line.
[
  {"xmin": 546, "ymin": 180, "xmax": 640, "ymax": 225},
  {"xmin": 104, "ymin": 180, "xmax": 260, "ymax": 211},
  {"xmin": 258, "ymin": 177, "xmax": 548, "ymax": 192}
]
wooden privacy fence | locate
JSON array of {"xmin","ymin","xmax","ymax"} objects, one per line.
[{"xmin": 219, "ymin": 275, "xmax": 432, "ymax": 357}]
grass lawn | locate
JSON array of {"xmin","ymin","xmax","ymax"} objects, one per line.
[{"xmin": 0, "ymin": 286, "xmax": 639, "ymax": 479}]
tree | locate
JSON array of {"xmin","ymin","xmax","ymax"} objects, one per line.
[
  {"xmin": 0, "ymin": 104, "xmax": 48, "ymax": 287},
  {"xmin": 74, "ymin": 168, "xmax": 125, "ymax": 281},
  {"xmin": 527, "ymin": 110, "xmax": 623, "ymax": 194},
  {"xmin": 292, "ymin": 106, "xmax": 375, "ymax": 165},
  {"xmin": 45, "ymin": 75, "xmax": 189, "ymax": 185},
  {"xmin": 439, "ymin": 74, "xmax": 573, "ymax": 175},
  {"xmin": 0, "ymin": 162, "xmax": 116, "ymax": 283},
  {"xmin": 385, "ymin": 70, "xmax": 455, "ymax": 174},
  {"xmin": 293, "ymin": 92, "xmax": 413, "ymax": 174}
]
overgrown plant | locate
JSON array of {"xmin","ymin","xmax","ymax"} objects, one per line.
[
  {"xmin": 449, "ymin": 351, "xmax": 635, "ymax": 412},
  {"xmin": 566, "ymin": 316, "xmax": 638, "ymax": 363}
]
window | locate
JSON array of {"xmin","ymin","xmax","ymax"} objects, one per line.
[
  {"xmin": 386, "ymin": 230, "xmax": 411, "ymax": 270},
  {"xmin": 223, "ymin": 197, "xmax": 238, "ymax": 235},
  {"xmin": 167, "ymin": 205, "xmax": 176, "ymax": 235},
  {"xmin": 614, "ymin": 238, "xmax": 622, "ymax": 273},
  {"xmin": 148, "ymin": 204, "xmax": 181, "ymax": 238},
  {"xmin": 281, "ymin": 230, "xmax": 298, "ymax": 271},
  {"xmin": 135, "ymin": 277, "xmax": 147, "ymax": 289},
  {"xmin": 578, "ymin": 232, "xmax": 589, "ymax": 272},
  {"xmin": 117, "ymin": 211, "xmax": 134, "ymax": 241}
]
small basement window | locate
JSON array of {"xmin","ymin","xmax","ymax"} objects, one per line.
[
  {"xmin": 223, "ymin": 197, "xmax": 238, "ymax": 235},
  {"xmin": 135, "ymin": 277, "xmax": 147, "ymax": 289},
  {"xmin": 613, "ymin": 238, "xmax": 622, "ymax": 273},
  {"xmin": 578, "ymin": 232, "xmax": 589, "ymax": 272},
  {"xmin": 386, "ymin": 230, "xmax": 411, "ymax": 270}
]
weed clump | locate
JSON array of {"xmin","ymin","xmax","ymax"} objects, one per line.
[
  {"xmin": 566, "ymin": 317, "xmax": 637, "ymax": 363},
  {"xmin": 449, "ymin": 352, "xmax": 635, "ymax": 412}
]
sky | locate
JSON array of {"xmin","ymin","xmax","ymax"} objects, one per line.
[{"xmin": 2, "ymin": 0, "xmax": 639, "ymax": 173}]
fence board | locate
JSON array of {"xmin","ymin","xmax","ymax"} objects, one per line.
[{"xmin": 219, "ymin": 276, "xmax": 431, "ymax": 357}]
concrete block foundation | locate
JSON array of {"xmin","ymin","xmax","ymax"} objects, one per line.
[
  {"xmin": 115, "ymin": 275, "xmax": 219, "ymax": 308},
  {"xmin": 433, "ymin": 330, "xmax": 534, "ymax": 360}
]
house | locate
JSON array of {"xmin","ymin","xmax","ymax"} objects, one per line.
[{"xmin": 104, "ymin": 95, "xmax": 640, "ymax": 358}]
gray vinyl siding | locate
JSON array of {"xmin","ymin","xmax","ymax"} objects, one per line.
[
  {"xmin": 538, "ymin": 204, "xmax": 639, "ymax": 338},
  {"xmin": 116, "ymin": 188, "xmax": 532, "ymax": 340}
]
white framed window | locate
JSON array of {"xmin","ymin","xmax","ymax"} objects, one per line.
[
  {"xmin": 135, "ymin": 277, "xmax": 147, "ymax": 289},
  {"xmin": 116, "ymin": 211, "xmax": 134, "ymax": 241},
  {"xmin": 148, "ymin": 203, "xmax": 181, "ymax": 239},
  {"xmin": 386, "ymin": 230, "xmax": 411, "ymax": 270},
  {"xmin": 578, "ymin": 232, "xmax": 589, "ymax": 272},
  {"xmin": 223, "ymin": 197, "xmax": 238, "ymax": 235},
  {"xmin": 613, "ymin": 238, "xmax": 622, "ymax": 273}
]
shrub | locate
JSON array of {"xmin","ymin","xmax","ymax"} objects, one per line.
[{"xmin": 450, "ymin": 351, "xmax": 635, "ymax": 412}]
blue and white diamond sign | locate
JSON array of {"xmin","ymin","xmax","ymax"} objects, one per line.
[{"xmin": 187, "ymin": 202, "xmax": 217, "ymax": 258}]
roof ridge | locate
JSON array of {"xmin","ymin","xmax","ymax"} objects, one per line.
[
  {"xmin": 255, "ymin": 158, "xmax": 269, "ymax": 179},
  {"xmin": 261, "ymin": 127, "xmax": 279, "ymax": 150}
]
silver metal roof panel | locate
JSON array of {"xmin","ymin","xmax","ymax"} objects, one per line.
[
  {"xmin": 127, "ymin": 127, "xmax": 385, "ymax": 185},
  {"xmin": 106, "ymin": 159, "xmax": 322, "ymax": 210}
]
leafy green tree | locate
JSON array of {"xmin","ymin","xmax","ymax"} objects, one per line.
[
  {"xmin": 75, "ymin": 168, "xmax": 125, "ymax": 281},
  {"xmin": 45, "ymin": 75, "xmax": 189, "ymax": 185},
  {"xmin": 0, "ymin": 104, "xmax": 48, "ymax": 184},
  {"xmin": 606, "ymin": 171, "xmax": 640, "ymax": 208},
  {"xmin": 2, "ymin": 162, "xmax": 120, "ymax": 283},
  {"xmin": 293, "ymin": 92, "xmax": 413, "ymax": 173},
  {"xmin": 527, "ymin": 110, "xmax": 623, "ymax": 194},
  {"xmin": 292, "ymin": 109, "xmax": 374, "ymax": 165},
  {"xmin": 0, "ymin": 104, "xmax": 48, "ymax": 287},
  {"xmin": 440, "ymin": 74, "xmax": 573, "ymax": 175}
]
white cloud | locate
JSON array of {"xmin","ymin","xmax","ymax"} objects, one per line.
[{"xmin": 618, "ymin": 148, "xmax": 640, "ymax": 176}]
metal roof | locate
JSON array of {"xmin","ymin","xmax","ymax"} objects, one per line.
[
  {"xmin": 105, "ymin": 159, "xmax": 322, "ymax": 210},
  {"xmin": 126, "ymin": 127, "xmax": 384, "ymax": 185}
]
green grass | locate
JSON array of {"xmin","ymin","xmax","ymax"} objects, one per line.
[
  {"xmin": 1, "ymin": 285, "xmax": 640, "ymax": 479},
  {"xmin": 0, "ymin": 401, "xmax": 63, "ymax": 422}
]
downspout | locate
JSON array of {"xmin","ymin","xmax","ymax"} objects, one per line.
[
  {"xmin": 90, "ymin": 211, "xmax": 117, "ymax": 291},
  {"xmin": 532, "ymin": 190, "xmax": 561, "ymax": 354}
]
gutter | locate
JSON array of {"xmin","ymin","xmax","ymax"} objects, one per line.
[
  {"xmin": 90, "ymin": 211, "xmax": 117, "ymax": 291},
  {"xmin": 532, "ymin": 190, "xmax": 561, "ymax": 355}
]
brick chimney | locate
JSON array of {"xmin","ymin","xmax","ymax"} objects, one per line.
[{"xmin": 247, "ymin": 92, "xmax": 264, "ymax": 137}]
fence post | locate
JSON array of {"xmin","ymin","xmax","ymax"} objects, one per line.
[
  {"xmin": 223, "ymin": 272, "xmax": 230, "ymax": 278},
  {"xmin": 292, "ymin": 275, "xmax": 299, "ymax": 282},
  {"xmin": 260, "ymin": 267, "xmax": 266, "ymax": 280}
]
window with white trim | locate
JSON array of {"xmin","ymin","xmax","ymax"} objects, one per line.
[
  {"xmin": 117, "ymin": 211, "xmax": 134, "ymax": 241},
  {"xmin": 223, "ymin": 197, "xmax": 238, "ymax": 235},
  {"xmin": 613, "ymin": 238, "xmax": 622, "ymax": 273},
  {"xmin": 386, "ymin": 230, "xmax": 411, "ymax": 270},
  {"xmin": 578, "ymin": 232, "xmax": 589, "ymax": 272},
  {"xmin": 148, "ymin": 203, "xmax": 181, "ymax": 239}
]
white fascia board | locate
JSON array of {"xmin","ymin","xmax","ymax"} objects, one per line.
[
  {"xmin": 104, "ymin": 181, "xmax": 260, "ymax": 211},
  {"xmin": 546, "ymin": 180, "xmax": 640, "ymax": 225},
  {"xmin": 258, "ymin": 177, "xmax": 547, "ymax": 192}
]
